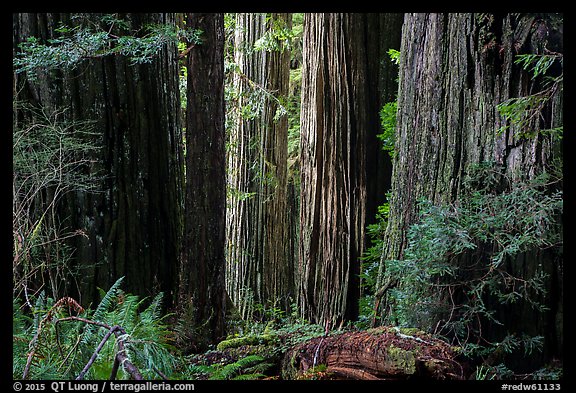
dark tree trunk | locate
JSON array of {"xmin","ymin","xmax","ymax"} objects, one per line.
[
  {"xmin": 378, "ymin": 13, "xmax": 562, "ymax": 369},
  {"xmin": 364, "ymin": 13, "xmax": 403, "ymax": 230},
  {"xmin": 178, "ymin": 13, "xmax": 227, "ymax": 349},
  {"xmin": 13, "ymin": 13, "xmax": 184, "ymax": 308},
  {"xmin": 298, "ymin": 13, "xmax": 395, "ymax": 329}
]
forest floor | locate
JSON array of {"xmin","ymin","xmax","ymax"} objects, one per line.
[{"xmin": 182, "ymin": 325, "xmax": 465, "ymax": 380}]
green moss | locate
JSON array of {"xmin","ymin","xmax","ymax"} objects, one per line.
[
  {"xmin": 398, "ymin": 327, "xmax": 425, "ymax": 336},
  {"xmin": 216, "ymin": 334, "xmax": 278, "ymax": 351},
  {"xmin": 386, "ymin": 345, "xmax": 416, "ymax": 375}
]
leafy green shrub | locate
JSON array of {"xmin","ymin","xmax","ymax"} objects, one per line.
[
  {"xmin": 371, "ymin": 162, "xmax": 562, "ymax": 368},
  {"xmin": 376, "ymin": 48, "xmax": 400, "ymax": 159},
  {"xmin": 378, "ymin": 102, "xmax": 397, "ymax": 158}
]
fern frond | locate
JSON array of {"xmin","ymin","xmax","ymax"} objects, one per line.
[
  {"xmin": 81, "ymin": 276, "xmax": 124, "ymax": 345},
  {"xmin": 209, "ymin": 355, "xmax": 266, "ymax": 380},
  {"xmin": 32, "ymin": 291, "xmax": 47, "ymax": 330},
  {"xmin": 118, "ymin": 292, "xmax": 140, "ymax": 333},
  {"xmin": 235, "ymin": 355, "xmax": 265, "ymax": 368},
  {"xmin": 245, "ymin": 361, "xmax": 274, "ymax": 374},
  {"xmin": 142, "ymin": 292, "xmax": 164, "ymax": 322},
  {"xmin": 186, "ymin": 363, "xmax": 214, "ymax": 377},
  {"xmin": 94, "ymin": 277, "xmax": 125, "ymax": 320}
]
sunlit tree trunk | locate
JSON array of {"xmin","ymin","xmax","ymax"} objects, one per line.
[
  {"xmin": 298, "ymin": 13, "xmax": 394, "ymax": 329},
  {"xmin": 226, "ymin": 13, "xmax": 293, "ymax": 316}
]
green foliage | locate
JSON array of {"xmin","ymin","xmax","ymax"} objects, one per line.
[
  {"xmin": 368, "ymin": 162, "xmax": 561, "ymax": 369},
  {"xmin": 515, "ymin": 53, "xmax": 561, "ymax": 79},
  {"xmin": 387, "ymin": 48, "xmax": 400, "ymax": 65},
  {"xmin": 254, "ymin": 14, "xmax": 296, "ymax": 52},
  {"xmin": 183, "ymin": 354, "xmax": 272, "ymax": 380},
  {"xmin": 361, "ymin": 202, "xmax": 390, "ymax": 289},
  {"xmin": 378, "ymin": 102, "xmax": 398, "ymax": 158},
  {"xmin": 357, "ymin": 198, "xmax": 391, "ymax": 329},
  {"xmin": 397, "ymin": 170, "xmax": 559, "ymax": 326},
  {"xmin": 209, "ymin": 355, "xmax": 272, "ymax": 380},
  {"xmin": 90, "ymin": 290, "xmax": 176, "ymax": 380},
  {"xmin": 13, "ymin": 279, "xmax": 177, "ymax": 380},
  {"xmin": 497, "ymin": 53, "xmax": 563, "ymax": 139},
  {"xmin": 13, "ymin": 14, "xmax": 202, "ymax": 80},
  {"xmin": 474, "ymin": 364, "xmax": 514, "ymax": 380},
  {"xmin": 377, "ymin": 48, "xmax": 400, "ymax": 158},
  {"xmin": 216, "ymin": 334, "xmax": 278, "ymax": 351},
  {"xmin": 81, "ymin": 277, "xmax": 125, "ymax": 346},
  {"xmin": 286, "ymin": 65, "xmax": 302, "ymax": 190},
  {"xmin": 224, "ymin": 297, "xmax": 324, "ymax": 356}
]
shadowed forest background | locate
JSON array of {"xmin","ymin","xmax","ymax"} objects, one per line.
[{"xmin": 13, "ymin": 12, "xmax": 563, "ymax": 381}]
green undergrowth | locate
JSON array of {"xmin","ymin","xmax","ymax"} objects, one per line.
[
  {"xmin": 14, "ymin": 274, "xmax": 561, "ymax": 380},
  {"xmin": 13, "ymin": 277, "xmax": 177, "ymax": 380}
]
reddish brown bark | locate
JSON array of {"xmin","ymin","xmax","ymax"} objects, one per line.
[
  {"xmin": 282, "ymin": 326, "xmax": 464, "ymax": 380},
  {"xmin": 178, "ymin": 13, "xmax": 227, "ymax": 349}
]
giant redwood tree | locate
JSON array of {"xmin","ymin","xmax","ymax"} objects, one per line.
[
  {"xmin": 13, "ymin": 13, "xmax": 184, "ymax": 307},
  {"xmin": 376, "ymin": 13, "xmax": 563, "ymax": 370},
  {"xmin": 225, "ymin": 13, "xmax": 294, "ymax": 316},
  {"xmin": 298, "ymin": 13, "xmax": 403, "ymax": 329},
  {"xmin": 178, "ymin": 13, "xmax": 227, "ymax": 348}
]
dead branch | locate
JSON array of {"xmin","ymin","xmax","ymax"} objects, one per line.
[
  {"xmin": 57, "ymin": 316, "xmax": 143, "ymax": 380},
  {"xmin": 75, "ymin": 325, "xmax": 121, "ymax": 380}
]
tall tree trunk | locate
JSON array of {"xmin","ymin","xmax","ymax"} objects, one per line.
[
  {"xmin": 379, "ymin": 13, "xmax": 562, "ymax": 369},
  {"xmin": 225, "ymin": 13, "xmax": 293, "ymax": 316},
  {"xmin": 260, "ymin": 13, "xmax": 294, "ymax": 311},
  {"xmin": 178, "ymin": 13, "xmax": 227, "ymax": 349},
  {"xmin": 13, "ymin": 13, "xmax": 183, "ymax": 307},
  {"xmin": 298, "ymin": 13, "xmax": 389, "ymax": 329}
]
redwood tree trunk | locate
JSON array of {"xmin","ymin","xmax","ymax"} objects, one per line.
[
  {"xmin": 225, "ymin": 13, "xmax": 293, "ymax": 316},
  {"xmin": 178, "ymin": 13, "xmax": 227, "ymax": 348},
  {"xmin": 298, "ymin": 13, "xmax": 390, "ymax": 329},
  {"xmin": 260, "ymin": 13, "xmax": 294, "ymax": 311},
  {"xmin": 13, "ymin": 13, "xmax": 184, "ymax": 307},
  {"xmin": 379, "ymin": 13, "xmax": 562, "ymax": 368}
]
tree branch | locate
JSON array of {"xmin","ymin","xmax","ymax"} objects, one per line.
[
  {"xmin": 76, "ymin": 325, "xmax": 120, "ymax": 380},
  {"xmin": 56, "ymin": 316, "xmax": 143, "ymax": 380}
]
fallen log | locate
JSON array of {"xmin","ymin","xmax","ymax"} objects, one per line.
[{"xmin": 282, "ymin": 326, "xmax": 464, "ymax": 380}]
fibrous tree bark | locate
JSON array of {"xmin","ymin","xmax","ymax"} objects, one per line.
[
  {"xmin": 226, "ymin": 13, "xmax": 293, "ymax": 316},
  {"xmin": 178, "ymin": 12, "xmax": 227, "ymax": 349},
  {"xmin": 377, "ymin": 13, "xmax": 563, "ymax": 368},
  {"xmin": 282, "ymin": 327, "xmax": 463, "ymax": 380},
  {"xmin": 13, "ymin": 13, "xmax": 184, "ymax": 307},
  {"xmin": 298, "ymin": 13, "xmax": 397, "ymax": 329}
]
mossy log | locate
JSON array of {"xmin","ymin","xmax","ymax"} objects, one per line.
[
  {"xmin": 282, "ymin": 326, "xmax": 464, "ymax": 380},
  {"xmin": 216, "ymin": 334, "xmax": 279, "ymax": 351}
]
